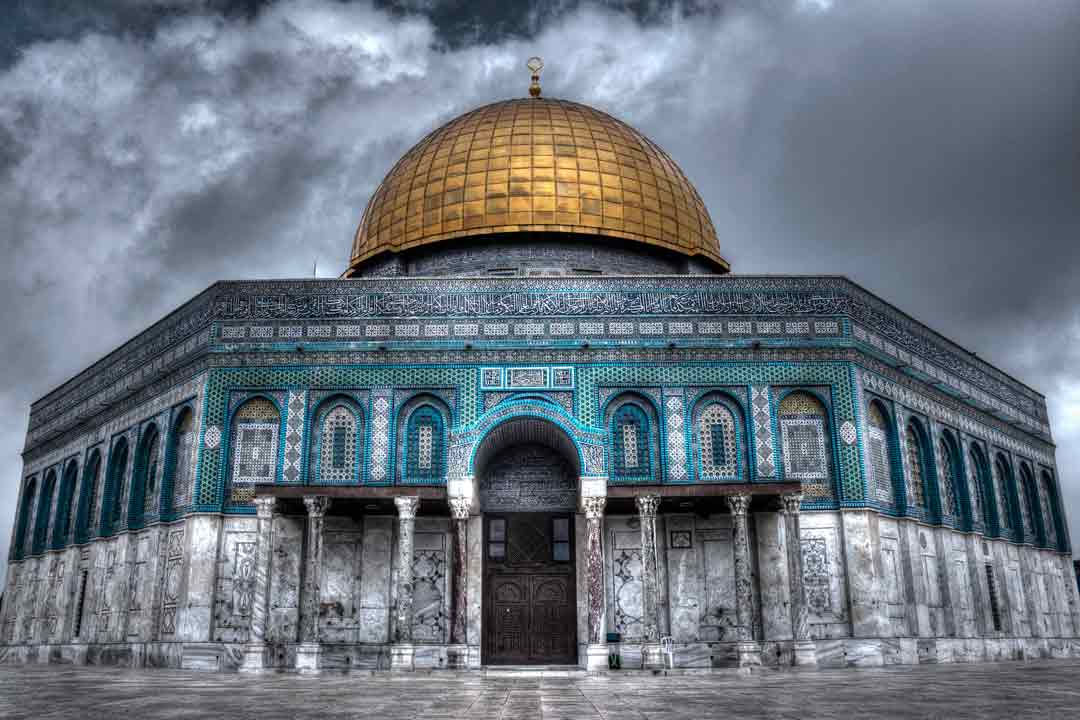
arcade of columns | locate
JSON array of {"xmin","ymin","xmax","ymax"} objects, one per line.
[{"xmin": 239, "ymin": 490, "xmax": 814, "ymax": 672}]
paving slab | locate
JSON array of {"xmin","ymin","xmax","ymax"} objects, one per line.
[{"xmin": 1, "ymin": 660, "xmax": 1079, "ymax": 719}]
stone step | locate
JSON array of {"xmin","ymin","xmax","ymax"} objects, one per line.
[{"xmin": 482, "ymin": 665, "xmax": 587, "ymax": 678}]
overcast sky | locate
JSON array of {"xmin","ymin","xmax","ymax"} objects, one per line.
[{"xmin": 2, "ymin": 0, "xmax": 1079, "ymax": 582}]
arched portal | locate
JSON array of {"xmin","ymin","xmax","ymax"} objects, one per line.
[{"xmin": 473, "ymin": 416, "xmax": 580, "ymax": 666}]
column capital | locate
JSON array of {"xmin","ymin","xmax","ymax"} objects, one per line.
[
  {"xmin": 302, "ymin": 495, "xmax": 330, "ymax": 518},
  {"xmin": 582, "ymin": 496, "xmax": 607, "ymax": 520},
  {"xmin": 635, "ymin": 494, "xmax": 661, "ymax": 517},
  {"xmin": 780, "ymin": 492, "xmax": 804, "ymax": 515},
  {"xmin": 254, "ymin": 496, "xmax": 277, "ymax": 519},
  {"xmin": 726, "ymin": 492, "xmax": 752, "ymax": 517},
  {"xmin": 448, "ymin": 496, "xmax": 471, "ymax": 521},
  {"xmin": 394, "ymin": 495, "xmax": 420, "ymax": 520}
]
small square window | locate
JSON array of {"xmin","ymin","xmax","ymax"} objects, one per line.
[
  {"xmin": 489, "ymin": 542, "xmax": 505, "ymax": 560},
  {"xmin": 490, "ymin": 518, "xmax": 506, "ymax": 541},
  {"xmin": 553, "ymin": 541, "xmax": 570, "ymax": 562},
  {"xmin": 553, "ymin": 517, "xmax": 569, "ymax": 542}
]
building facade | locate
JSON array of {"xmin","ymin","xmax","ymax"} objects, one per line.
[{"xmin": 2, "ymin": 93, "xmax": 1078, "ymax": 673}]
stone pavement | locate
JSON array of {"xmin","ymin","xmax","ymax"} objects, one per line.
[{"xmin": 2, "ymin": 661, "xmax": 1080, "ymax": 719}]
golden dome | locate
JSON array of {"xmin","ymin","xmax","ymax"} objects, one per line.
[{"xmin": 345, "ymin": 97, "xmax": 728, "ymax": 276}]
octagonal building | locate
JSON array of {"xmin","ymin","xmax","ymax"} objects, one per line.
[{"xmin": 3, "ymin": 86, "xmax": 1078, "ymax": 673}]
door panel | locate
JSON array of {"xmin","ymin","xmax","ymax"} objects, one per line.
[{"xmin": 484, "ymin": 513, "xmax": 576, "ymax": 664}]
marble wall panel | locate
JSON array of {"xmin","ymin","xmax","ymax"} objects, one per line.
[
  {"xmin": 269, "ymin": 515, "xmax": 303, "ymax": 643},
  {"xmin": 320, "ymin": 516, "xmax": 364, "ymax": 643},
  {"xmin": 800, "ymin": 512, "xmax": 849, "ymax": 638},
  {"xmin": 877, "ymin": 518, "xmax": 909, "ymax": 636},
  {"xmin": 412, "ymin": 524, "xmax": 449, "ymax": 643},
  {"xmin": 212, "ymin": 518, "xmax": 258, "ymax": 643},
  {"xmin": 177, "ymin": 514, "xmax": 221, "ymax": 642},
  {"xmin": 357, "ymin": 515, "xmax": 393, "ymax": 643},
  {"xmin": 665, "ymin": 514, "xmax": 701, "ymax": 643},
  {"xmin": 699, "ymin": 520, "xmax": 736, "ymax": 642}
]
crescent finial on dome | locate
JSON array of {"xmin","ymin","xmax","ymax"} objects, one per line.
[{"xmin": 527, "ymin": 56, "xmax": 543, "ymax": 98}]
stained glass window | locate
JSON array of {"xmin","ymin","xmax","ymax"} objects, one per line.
[
  {"xmin": 55, "ymin": 462, "xmax": 79, "ymax": 547},
  {"xmin": 612, "ymin": 403, "xmax": 651, "ymax": 482},
  {"xmin": 968, "ymin": 449, "xmax": 991, "ymax": 529},
  {"xmin": 33, "ymin": 471, "xmax": 55, "ymax": 554},
  {"xmin": 779, "ymin": 393, "xmax": 829, "ymax": 492},
  {"xmin": 1020, "ymin": 466, "xmax": 1041, "ymax": 541},
  {"xmin": 76, "ymin": 451, "xmax": 101, "ymax": 541},
  {"xmin": 993, "ymin": 457, "xmax": 1012, "ymax": 532},
  {"xmin": 142, "ymin": 427, "xmax": 161, "ymax": 517},
  {"xmin": 405, "ymin": 406, "xmax": 445, "ymax": 483},
  {"xmin": 230, "ymin": 398, "xmax": 280, "ymax": 503},
  {"xmin": 938, "ymin": 439, "xmax": 957, "ymax": 517},
  {"xmin": 867, "ymin": 403, "xmax": 895, "ymax": 504},
  {"xmin": 315, "ymin": 403, "xmax": 361, "ymax": 483},
  {"xmin": 170, "ymin": 410, "xmax": 195, "ymax": 511},
  {"xmin": 102, "ymin": 440, "xmax": 130, "ymax": 533},
  {"xmin": 698, "ymin": 403, "xmax": 738, "ymax": 480},
  {"xmin": 16, "ymin": 478, "xmax": 36, "ymax": 557},
  {"xmin": 904, "ymin": 426, "xmax": 926, "ymax": 510},
  {"xmin": 1041, "ymin": 472, "xmax": 1059, "ymax": 547}
]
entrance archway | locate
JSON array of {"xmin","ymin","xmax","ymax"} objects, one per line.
[{"xmin": 474, "ymin": 416, "xmax": 580, "ymax": 665}]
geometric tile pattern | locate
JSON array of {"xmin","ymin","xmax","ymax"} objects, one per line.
[
  {"xmin": 750, "ymin": 386, "xmax": 775, "ymax": 478},
  {"xmin": 282, "ymin": 390, "xmax": 306, "ymax": 484},
  {"xmin": 369, "ymin": 391, "xmax": 392, "ymax": 484},
  {"xmin": 663, "ymin": 391, "xmax": 688, "ymax": 482}
]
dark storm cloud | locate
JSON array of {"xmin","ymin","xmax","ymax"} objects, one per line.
[{"xmin": 1, "ymin": 0, "xmax": 1079, "ymax": 575}]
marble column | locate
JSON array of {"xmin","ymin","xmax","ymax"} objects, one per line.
[
  {"xmin": 781, "ymin": 492, "xmax": 817, "ymax": 666},
  {"xmin": 636, "ymin": 494, "xmax": 665, "ymax": 669},
  {"xmin": 296, "ymin": 495, "xmax": 329, "ymax": 673},
  {"xmin": 241, "ymin": 496, "xmax": 276, "ymax": 672},
  {"xmin": 447, "ymin": 497, "xmax": 470, "ymax": 669},
  {"xmin": 728, "ymin": 492, "xmax": 761, "ymax": 668},
  {"xmin": 583, "ymin": 496, "xmax": 608, "ymax": 670},
  {"xmin": 391, "ymin": 495, "xmax": 420, "ymax": 671}
]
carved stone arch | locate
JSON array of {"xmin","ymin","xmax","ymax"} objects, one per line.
[{"xmin": 477, "ymin": 417, "xmax": 585, "ymax": 519}]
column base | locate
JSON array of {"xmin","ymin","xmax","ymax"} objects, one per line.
[
  {"xmin": 793, "ymin": 640, "xmax": 818, "ymax": 667},
  {"xmin": 295, "ymin": 642, "xmax": 320, "ymax": 673},
  {"xmin": 641, "ymin": 642, "xmax": 666, "ymax": 670},
  {"xmin": 390, "ymin": 643, "xmax": 415, "ymax": 671},
  {"xmin": 239, "ymin": 642, "xmax": 268, "ymax": 672},
  {"xmin": 446, "ymin": 644, "xmax": 468, "ymax": 669},
  {"xmin": 585, "ymin": 643, "xmax": 609, "ymax": 671},
  {"xmin": 736, "ymin": 641, "xmax": 762, "ymax": 668}
]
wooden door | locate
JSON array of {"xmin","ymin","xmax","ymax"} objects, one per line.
[{"xmin": 484, "ymin": 513, "xmax": 576, "ymax": 664}]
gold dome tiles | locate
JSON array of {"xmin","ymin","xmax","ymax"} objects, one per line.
[{"xmin": 347, "ymin": 98, "xmax": 727, "ymax": 274}]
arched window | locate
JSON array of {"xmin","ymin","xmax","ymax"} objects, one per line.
[
  {"xmin": 311, "ymin": 400, "xmax": 364, "ymax": 484},
  {"xmin": 1019, "ymin": 464, "xmax": 1043, "ymax": 544},
  {"xmin": 228, "ymin": 397, "xmax": 281, "ymax": 504},
  {"xmin": 992, "ymin": 455, "xmax": 1013, "ymax": 535},
  {"xmin": 33, "ymin": 470, "xmax": 57, "ymax": 554},
  {"xmin": 968, "ymin": 446, "xmax": 993, "ymax": 530},
  {"xmin": 778, "ymin": 391, "xmax": 832, "ymax": 499},
  {"xmin": 695, "ymin": 400, "xmax": 740, "ymax": 482},
  {"xmin": 904, "ymin": 424, "xmax": 927, "ymax": 510},
  {"xmin": 402, "ymin": 404, "xmax": 447, "ymax": 484},
  {"xmin": 14, "ymin": 477, "xmax": 37, "ymax": 558},
  {"xmin": 866, "ymin": 401, "xmax": 897, "ymax": 504},
  {"xmin": 75, "ymin": 450, "xmax": 102, "ymax": 542},
  {"xmin": 130, "ymin": 424, "xmax": 161, "ymax": 528},
  {"xmin": 938, "ymin": 438, "xmax": 959, "ymax": 519},
  {"xmin": 166, "ymin": 408, "xmax": 196, "ymax": 513},
  {"xmin": 102, "ymin": 438, "xmax": 130, "ymax": 535},
  {"xmin": 52, "ymin": 461, "xmax": 79, "ymax": 548},
  {"xmin": 1041, "ymin": 470, "xmax": 1062, "ymax": 548},
  {"xmin": 610, "ymin": 402, "xmax": 652, "ymax": 483}
]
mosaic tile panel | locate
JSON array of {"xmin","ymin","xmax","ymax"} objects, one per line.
[
  {"xmin": 282, "ymin": 390, "xmax": 306, "ymax": 484},
  {"xmin": 750, "ymin": 386, "xmax": 775, "ymax": 478},
  {"xmin": 664, "ymin": 391, "xmax": 688, "ymax": 482}
]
